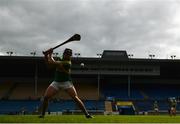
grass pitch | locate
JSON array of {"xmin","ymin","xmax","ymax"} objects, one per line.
[{"xmin": 0, "ymin": 115, "xmax": 179, "ymax": 123}]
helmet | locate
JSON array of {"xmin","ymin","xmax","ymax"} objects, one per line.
[{"xmin": 63, "ymin": 48, "xmax": 72, "ymax": 56}]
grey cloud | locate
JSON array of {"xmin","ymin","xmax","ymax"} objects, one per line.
[{"xmin": 0, "ymin": 0, "xmax": 180, "ymax": 58}]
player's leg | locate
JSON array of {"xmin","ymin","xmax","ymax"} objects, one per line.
[
  {"xmin": 39, "ymin": 85, "xmax": 58, "ymax": 117},
  {"xmin": 65, "ymin": 86, "xmax": 93, "ymax": 118},
  {"xmin": 173, "ymin": 107, "xmax": 176, "ymax": 116},
  {"xmin": 170, "ymin": 107, "xmax": 173, "ymax": 116}
]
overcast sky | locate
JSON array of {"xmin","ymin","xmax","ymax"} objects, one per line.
[{"xmin": 0, "ymin": 0, "xmax": 180, "ymax": 59}]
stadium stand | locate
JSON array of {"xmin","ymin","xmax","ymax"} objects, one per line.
[
  {"xmin": 10, "ymin": 83, "xmax": 35, "ymax": 100},
  {"xmin": 0, "ymin": 100, "xmax": 40, "ymax": 115},
  {"xmin": 141, "ymin": 85, "xmax": 180, "ymax": 100},
  {"xmin": 0, "ymin": 82, "xmax": 15, "ymax": 99},
  {"xmin": 1, "ymin": 50, "xmax": 180, "ymax": 115},
  {"xmin": 53, "ymin": 82, "xmax": 99, "ymax": 100},
  {"xmin": 0, "ymin": 99, "xmax": 105, "ymax": 115},
  {"xmin": 36, "ymin": 82, "xmax": 49, "ymax": 98}
]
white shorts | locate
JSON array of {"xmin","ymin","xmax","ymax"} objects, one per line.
[
  {"xmin": 154, "ymin": 108, "xmax": 159, "ymax": 111},
  {"xmin": 50, "ymin": 81, "xmax": 74, "ymax": 90},
  {"xmin": 171, "ymin": 107, "xmax": 175, "ymax": 111}
]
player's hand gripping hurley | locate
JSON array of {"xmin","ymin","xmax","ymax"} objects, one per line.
[{"xmin": 43, "ymin": 34, "xmax": 81, "ymax": 55}]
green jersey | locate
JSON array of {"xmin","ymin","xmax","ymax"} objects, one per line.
[
  {"xmin": 153, "ymin": 103, "xmax": 158, "ymax": 109},
  {"xmin": 171, "ymin": 100, "xmax": 177, "ymax": 108},
  {"xmin": 54, "ymin": 60, "xmax": 72, "ymax": 82}
]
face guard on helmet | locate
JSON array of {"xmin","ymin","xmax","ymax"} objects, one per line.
[{"xmin": 63, "ymin": 48, "xmax": 72, "ymax": 56}]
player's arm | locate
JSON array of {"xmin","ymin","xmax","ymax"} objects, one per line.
[
  {"xmin": 43, "ymin": 48, "xmax": 69, "ymax": 73},
  {"xmin": 43, "ymin": 48, "xmax": 58, "ymax": 65},
  {"xmin": 48, "ymin": 53, "xmax": 70, "ymax": 73},
  {"xmin": 44, "ymin": 53, "xmax": 49, "ymax": 64},
  {"xmin": 47, "ymin": 51, "xmax": 60, "ymax": 65},
  {"xmin": 43, "ymin": 48, "xmax": 53, "ymax": 64}
]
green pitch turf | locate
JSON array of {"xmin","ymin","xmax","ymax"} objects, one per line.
[{"xmin": 0, "ymin": 115, "xmax": 180, "ymax": 123}]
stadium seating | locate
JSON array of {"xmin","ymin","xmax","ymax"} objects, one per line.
[
  {"xmin": 101, "ymin": 82, "xmax": 180, "ymax": 101},
  {"xmin": 101, "ymin": 83, "xmax": 144, "ymax": 100},
  {"xmin": 37, "ymin": 82, "xmax": 49, "ymax": 97},
  {"xmin": 1, "ymin": 81, "xmax": 99, "ymax": 100},
  {"xmin": 53, "ymin": 82, "xmax": 99, "ymax": 100},
  {"xmin": 0, "ymin": 82, "xmax": 15, "ymax": 99},
  {"xmin": 142, "ymin": 87, "xmax": 180, "ymax": 100},
  {"xmin": 0, "ymin": 100, "xmax": 40, "ymax": 115},
  {"xmin": 1, "ymin": 81, "xmax": 180, "ymax": 115},
  {"xmin": 0, "ymin": 100, "xmax": 105, "ymax": 115},
  {"xmin": 9, "ymin": 83, "xmax": 35, "ymax": 100},
  {"xmin": 100, "ymin": 82, "xmax": 180, "ymax": 114},
  {"xmin": 48, "ymin": 100, "xmax": 76, "ymax": 112}
]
